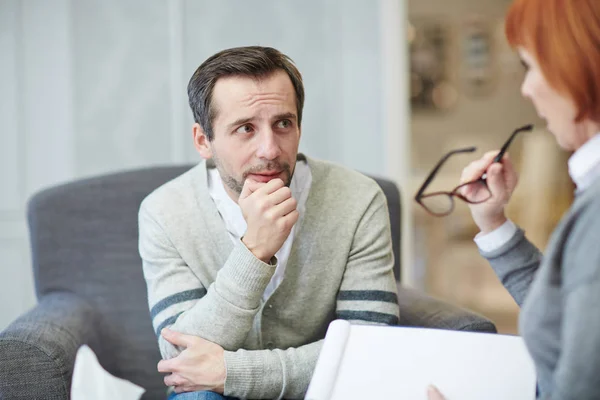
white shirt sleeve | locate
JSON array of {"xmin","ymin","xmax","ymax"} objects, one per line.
[{"xmin": 473, "ymin": 219, "xmax": 518, "ymax": 252}]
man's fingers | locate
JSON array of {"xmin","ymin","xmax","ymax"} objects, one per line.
[
  {"xmin": 161, "ymin": 328, "xmax": 191, "ymax": 348},
  {"xmin": 270, "ymin": 197, "xmax": 298, "ymax": 218},
  {"xmin": 253, "ymin": 178, "xmax": 285, "ymax": 196},
  {"xmin": 157, "ymin": 358, "xmax": 175, "ymax": 373},
  {"xmin": 239, "ymin": 178, "xmax": 263, "ymax": 200},
  {"xmin": 240, "ymin": 178, "xmax": 284, "ymax": 200},
  {"xmin": 267, "ymin": 186, "xmax": 293, "ymax": 206},
  {"xmin": 280, "ymin": 209, "xmax": 299, "ymax": 228},
  {"xmin": 164, "ymin": 372, "xmax": 186, "ymax": 387},
  {"xmin": 173, "ymin": 385, "xmax": 186, "ymax": 394}
]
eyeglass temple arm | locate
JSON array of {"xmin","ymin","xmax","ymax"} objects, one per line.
[
  {"xmin": 493, "ymin": 124, "xmax": 534, "ymax": 163},
  {"xmin": 415, "ymin": 147, "xmax": 477, "ymax": 200}
]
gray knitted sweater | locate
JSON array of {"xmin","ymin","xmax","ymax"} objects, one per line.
[
  {"xmin": 480, "ymin": 178, "xmax": 600, "ymax": 399},
  {"xmin": 138, "ymin": 157, "xmax": 399, "ymax": 399}
]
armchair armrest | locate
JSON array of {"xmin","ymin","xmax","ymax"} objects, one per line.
[
  {"xmin": 0, "ymin": 292, "xmax": 103, "ymax": 399},
  {"xmin": 397, "ymin": 285, "xmax": 497, "ymax": 333}
]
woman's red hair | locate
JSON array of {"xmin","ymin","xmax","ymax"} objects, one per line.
[{"xmin": 505, "ymin": 0, "xmax": 600, "ymax": 122}]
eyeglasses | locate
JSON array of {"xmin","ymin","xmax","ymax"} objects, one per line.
[{"xmin": 414, "ymin": 124, "xmax": 533, "ymax": 217}]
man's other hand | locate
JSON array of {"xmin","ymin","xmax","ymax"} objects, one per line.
[
  {"xmin": 238, "ymin": 178, "xmax": 298, "ymax": 263},
  {"xmin": 158, "ymin": 328, "xmax": 226, "ymax": 394}
]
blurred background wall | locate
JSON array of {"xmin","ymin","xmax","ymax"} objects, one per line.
[{"xmin": 0, "ymin": 0, "xmax": 410, "ymax": 330}]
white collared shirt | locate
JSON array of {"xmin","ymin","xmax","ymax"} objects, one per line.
[
  {"xmin": 475, "ymin": 133, "xmax": 600, "ymax": 252},
  {"xmin": 208, "ymin": 160, "xmax": 312, "ymax": 301}
]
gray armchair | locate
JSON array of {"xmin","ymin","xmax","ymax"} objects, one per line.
[{"xmin": 0, "ymin": 165, "xmax": 495, "ymax": 399}]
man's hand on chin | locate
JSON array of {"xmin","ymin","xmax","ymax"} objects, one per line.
[
  {"xmin": 238, "ymin": 177, "xmax": 299, "ymax": 263},
  {"xmin": 158, "ymin": 328, "xmax": 226, "ymax": 394}
]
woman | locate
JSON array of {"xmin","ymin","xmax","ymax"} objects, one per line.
[{"xmin": 430, "ymin": 0, "xmax": 600, "ymax": 398}]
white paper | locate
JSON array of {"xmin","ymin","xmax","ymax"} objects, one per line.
[
  {"xmin": 305, "ymin": 320, "xmax": 352, "ymax": 399},
  {"xmin": 307, "ymin": 323, "xmax": 536, "ymax": 400},
  {"xmin": 71, "ymin": 345, "xmax": 146, "ymax": 400}
]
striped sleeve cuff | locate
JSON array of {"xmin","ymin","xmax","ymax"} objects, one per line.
[{"xmin": 336, "ymin": 290, "xmax": 399, "ymax": 325}]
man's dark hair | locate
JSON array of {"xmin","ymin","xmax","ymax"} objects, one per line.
[{"xmin": 187, "ymin": 46, "xmax": 305, "ymax": 141}]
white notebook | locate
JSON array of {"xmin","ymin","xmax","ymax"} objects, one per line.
[{"xmin": 306, "ymin": 320, "xmax": 536, "ymax": 400}]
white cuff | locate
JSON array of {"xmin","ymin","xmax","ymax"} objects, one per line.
[{"xmin": 474, "ymin": 219, "xmax": 518, "ymax": 252}]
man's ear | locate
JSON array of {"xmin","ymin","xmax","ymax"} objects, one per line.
[{"xmin": 193, "ymin": 123, "xmax": 212, "ymax": 159}]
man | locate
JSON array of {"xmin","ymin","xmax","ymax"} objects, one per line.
[{"xmin": 139, "ymin": 46, "xmax": 399, "ymax": 400}]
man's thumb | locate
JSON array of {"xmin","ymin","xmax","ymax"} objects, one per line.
[
  {"xmin": 239, "ymin": 178, "xmax": 260, "ymax": 200},
  {"xmin": 161, "ymin": 328, "xmax": 188, "ymax": 348}
]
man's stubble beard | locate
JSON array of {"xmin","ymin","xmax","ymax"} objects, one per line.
[{"xmin": 213, "ymin": 153, "xmax": 295, "ymax": 196}]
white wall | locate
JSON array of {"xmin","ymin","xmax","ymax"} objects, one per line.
[
  {"xmin": 0, "ymin": 0, "xmax": 409, "ymax": 330},
  {"xmin": 1, "ymin": 0, "xmax": 75, "ymax": 331}
]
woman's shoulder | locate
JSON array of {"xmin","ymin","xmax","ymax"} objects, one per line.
[
  {"xmin": 572, "ymin": 178, "xmax": 600, "ymax": 216},
  {"xmin": 560, "ymin": 178, "xmax": 600, "ymax": 288}
]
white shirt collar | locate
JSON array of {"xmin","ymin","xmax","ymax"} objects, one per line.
[
  {"xmin": 207, "ymin": 168, "xmax": 246, "ymax": 238},
  {"xmin": 568, "ymin": 133, "xmax": 600, "ymax": 192}
]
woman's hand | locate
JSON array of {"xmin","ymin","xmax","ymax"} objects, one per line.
[{"xmin": 459, "ymin": 151, "xmax": 519, "ymax": 234}]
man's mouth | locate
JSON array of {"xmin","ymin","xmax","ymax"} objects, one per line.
[{"xmin": 247, "ymin": 171, "xmax": 283, "ymax": 182}]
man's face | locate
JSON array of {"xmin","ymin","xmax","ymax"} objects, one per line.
[{"xmin": 194, "ymin": 70, "xmax": 301, "ymax": 201}]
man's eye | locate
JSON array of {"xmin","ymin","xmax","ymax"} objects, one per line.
[
  {"xmin": 235, "ymin": 125, "xmax": 253, "ymax": 134},
  {"xmin": 276, "ymin": 119, "xmax": 291, "ymax": 129}
]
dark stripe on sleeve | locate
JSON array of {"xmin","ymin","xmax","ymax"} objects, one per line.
[
  {"xmin": 336, "ymin": 310, "xmax": 399, "ymax": 326},
  {"xmin": 155, "ymin": 311, "xmax": 184, "ymax": 337},
  {"xmin": 150, "ymin": 288, "xmax": 207, "ymax": 319},
  {"xmin": 337, "ymin": 290, "xmax": 398, "ymax": 304}
]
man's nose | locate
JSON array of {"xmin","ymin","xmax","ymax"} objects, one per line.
[{"xmin": 256, "ymin": 130, "xmax": 281, "ymax": 160}]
